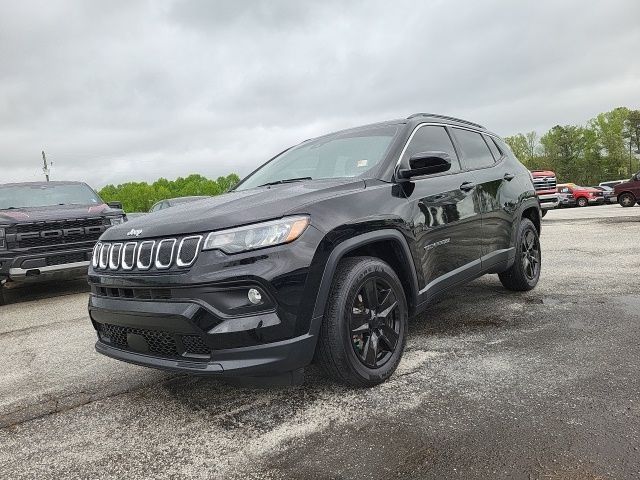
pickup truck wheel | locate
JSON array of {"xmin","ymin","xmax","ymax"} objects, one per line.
[
  {"xmin": 0, "ymin": 285, "xmax": 6, "ymax": 306},
  {"xmin": 498, "ymin": 218, "xmax": 541, "ymax": 291},
  {"xmin": 316, "ymin": 256, "xmax": 408, "ymax": 388},
  {"xmin": 576, "ymin": 197, "xmax": 588, "ymax": 207},
  {"xmin": 618, "ymin": 193, "xmax": 636, "ymax": 207}
]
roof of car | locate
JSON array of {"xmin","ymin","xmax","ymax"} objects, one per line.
[{"xmin": 0, "ymin": 180, "xmax": 87, "ymax": 188}]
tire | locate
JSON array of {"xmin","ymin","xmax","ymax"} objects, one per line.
[
  {"xmin": 576, "ymin": 197, "xmax": 588, "ymax": 207},
  {"xmin": 498, "ymin": 218, "xmax": 541, "ymax": 291},
  {"xmin": 0, "ymin": 285, "xmax": 5, "ymax": 306},
  {"xmin": 618, "ymin": 193, "xmax": 636, "ymax": 208},
  {"xmin": 316, "ymin": 256, "xmax": 408, "ymax": 388}
]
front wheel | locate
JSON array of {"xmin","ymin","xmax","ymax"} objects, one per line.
[
  {"xmin": 619, "ymin": 193, "xmax": 636, "ymax": 208},
  {"xmin": 577, "ymin": 197, "xmax": 588, "ymax": 207},
  {"xmin": 498, "ymin": 218, "xmax": 541, "ymax": 291},
  {"xmin": 316, "ymin": 256, "xmax": 408, "ymax": 388}
]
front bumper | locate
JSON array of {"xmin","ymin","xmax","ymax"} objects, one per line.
[
  {"xmin": 1, "ymin": 246, "xmax": 92, "ymax": 283},
  {"xmin": 537, "ymin": 194, "xmax": 559, "ymax": 210},
  {"xmin": 88, "ymin": 293, "xmax": 319, "ymax": 377},
  {"xmin": 589, "ymin": 197, "xmax": 606, "ymax": 205}
]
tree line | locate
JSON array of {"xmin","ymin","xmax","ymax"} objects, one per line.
[
  {"xmin": 504, "ymin": 107, "xmax": 640, "ymax": 185},
  {"xmin": 99, "ymin": 173, "xmax": 240, "ymax": 212}
]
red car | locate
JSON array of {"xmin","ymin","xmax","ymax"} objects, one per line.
[
  {"xmin": 613, "ymin": 172, "xmax": 640, "ymax": 207},
  {"xmin": 557, "ymin": 184, "xmax": 605, "ymax": 207}
]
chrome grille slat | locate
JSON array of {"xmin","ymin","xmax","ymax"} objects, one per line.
[
  {"xmin": 155, "ymin": 239, "xmax": 176, "ymax": 270},
  {"xmin": 136, "ymin": 240, "xmax": 155, "ymax": 270},
  {"xmin": 122, "ymin": 242, "xmax": 137, "ymax": 270},
  {"xmin": 92, "ymin": 242, "xmax": 102, "ymax": 268},
  {"xmin": 99, "ymin": 243, "xmax": 111, "ymax": 269},
  {"xmin": 177, "ymin": 235, "xmax": 203, "ymax": 267},
  {"xmin": 109, "ymin": 243, "xmax": 123, "ymax": 270}
]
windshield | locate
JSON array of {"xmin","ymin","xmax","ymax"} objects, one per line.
[
  {"xmin": 0, "ymin": 183, "xmax": 102, "ymax": 210},
  {"xmin": 235, "ymin": 125, "xmax": 398, "ymax": 191}
]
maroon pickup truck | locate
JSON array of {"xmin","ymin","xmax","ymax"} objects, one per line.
[{"xmin": 614, "ymin": 173, "xmax": 640, "ymax": 207}]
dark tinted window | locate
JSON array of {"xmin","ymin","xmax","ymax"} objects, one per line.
[
  {"xmin": 401, "ymin": 125, "xmax": 460, "ymax": 172},
  {"xmin": 484, "ymin": 134, "xmax": 502, "ymax": 160},
  {"xmin": 452, "ymin": 128, "xmax": 495, "ymax": 169}
]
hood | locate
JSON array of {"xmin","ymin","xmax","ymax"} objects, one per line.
[
  {"xmin": 0, "ymin": 203, "xmax": 119, "ymax": 224},
  {"xmin": 102, "ymin": 178, "xmax": 365, "ymax": 240}
]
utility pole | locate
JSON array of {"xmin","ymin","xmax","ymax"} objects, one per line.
[{"xmin": 42, "ymin": 150, "xmax": 50, "ymax": 181}]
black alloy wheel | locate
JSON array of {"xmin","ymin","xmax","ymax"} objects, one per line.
[
  {"xmin": 349, "ymin": 277, "xmax": 400, "ymax": 369},
  {"xmin": 521, "ymin": 229, "xmax": 540, "ymax": 281}
]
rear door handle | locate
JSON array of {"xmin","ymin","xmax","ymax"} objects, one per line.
[
  {"xmin": 504, "ymin": 173, "xmax": 515, "ymax": 181},
  {"xmin": 459, "ymin": 181, "xmax": 476, "ymax": 192}
]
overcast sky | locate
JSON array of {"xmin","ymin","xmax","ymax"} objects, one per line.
[{"xmin": 1, "ymin": 0, "xmax": 639, "ymax": 188}]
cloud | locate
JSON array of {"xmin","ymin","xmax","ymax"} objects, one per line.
[{"xmin": 1, "ymin": 0, "xmax": 638, "ymax": 188}]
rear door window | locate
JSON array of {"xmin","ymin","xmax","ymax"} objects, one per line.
[{"xmin": 451, "ymin": 128, "xmax": 495, "ymax": 170}]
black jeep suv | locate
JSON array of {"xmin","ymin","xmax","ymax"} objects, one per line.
[
  {"xmin": 88, "ymin": 114, "xmax": 541, "ymax": 387},
  {"xmin": 0, "ymin": 181, "xmax": 126, "ymax": 305}
]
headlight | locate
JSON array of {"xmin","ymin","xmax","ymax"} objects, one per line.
[
  {"xmin": 108, "ymin": 216, "xmax": 126, "ymax": 226},
  {"xmin": 203, "ymin": 215, "xmax": 309, "ymax": 254}
]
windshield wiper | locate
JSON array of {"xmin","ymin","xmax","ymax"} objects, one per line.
[{"xmin": 257, "ymin": 177, "xmax": 312, "ymax": 188}]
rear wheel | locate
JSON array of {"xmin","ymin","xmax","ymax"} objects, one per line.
[
  {"xmin": 619, "ymin": 193, "xmax": 636, "ymax": 207},
  {"xmin": 498, "ymin": 218, "xmax": 541, "ymax": 291},
  {"xmin": 577, "ymin": 197, "xmax": 588, "ymax": 207},
  {"xmin": 316, "ymin": 256, "xmax": 408, "ymax": 388}
]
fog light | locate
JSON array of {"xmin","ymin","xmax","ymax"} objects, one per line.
[{"xmin": 247, "ymin": 288, "xmax": 262, "ymax": 305}]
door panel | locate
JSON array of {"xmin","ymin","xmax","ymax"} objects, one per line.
[{"xmin": 407, "ymin": 173, "xmax": 483, "ymax": 298}]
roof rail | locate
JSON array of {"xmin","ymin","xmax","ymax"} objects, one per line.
[{"xmin": 406, "ymin": 113, "xmax": 485, "ymax": 129}]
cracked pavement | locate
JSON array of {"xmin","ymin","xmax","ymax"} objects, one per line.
[{"xmin": 0, "ymin": 204, "xmax": 639, "ymax": 479}]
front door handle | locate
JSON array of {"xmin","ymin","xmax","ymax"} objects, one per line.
[
  {"xmin": 504, "ymin": 173, "xmax": 515, "ymax": 181},
  {"xmin": 459, "ymin": 181, "xmax": 476, "ymax": 192}
]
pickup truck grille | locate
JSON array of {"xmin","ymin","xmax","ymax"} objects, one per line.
[
  {"xmin": 93, "ymin": 235, "xmax": 203, "ymax": 272},
  {"xmin": 533, "ymin": 177, "xmax": 557, "ymax": 192},
  {"xmin": 11, "ymin": 217, "xmax": 106, "ymax": 249}
]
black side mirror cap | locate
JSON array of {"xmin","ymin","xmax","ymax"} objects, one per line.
[
  {"xmin": 397, "ymin": 151, "xmax": 452, "ymax": 180},
  {"xmin": 107, "ymin": 201, "xmax": 123, "ymax": 210}
]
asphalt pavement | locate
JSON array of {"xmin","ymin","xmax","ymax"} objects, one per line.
[{"xmin": 0, "ymin": 204, "xmax": 639, "ymax": 479}]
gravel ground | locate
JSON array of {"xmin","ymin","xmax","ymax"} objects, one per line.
[{"xmin": 0, "ymin": 204, "xmax": 639, "ymax": 479}]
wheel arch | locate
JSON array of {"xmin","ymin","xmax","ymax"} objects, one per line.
[
  {"xmin": 311, "ymin": 230, "xmax": 420, "ymax": 320},
  {"xmin": 521, "ymin": 204, "xmax": 541, "ymax": 235}
]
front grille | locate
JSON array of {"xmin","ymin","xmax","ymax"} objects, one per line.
[
  {"xmin": 13, "ymin": 217, "xmax": 106, "ymax": 249},
  {"xmin": 94, "ymin": 235, "xmax": 203, "ymax": 272},
  {"xmin": 533, "ymin": 177, "xmax": 556, "ymax": 192},
  {"xmin": 96, "ymin": 323, "xmax": 212, "ymax": 357},
  {"xmin": 92, "ymin": 285, "xmax": 171, "ymax": 300},
  {"xmin": 98, "ymin": 323, "xmax": 177, "ymax": 357},
  {"xmin": 182, "ymin": 335, "xmax": 211, "ymax": 355}
]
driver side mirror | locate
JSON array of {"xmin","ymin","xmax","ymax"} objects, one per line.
[
  {"xmin": 107, "ymin": 201, "xmax": 123, "ymax": 210},
  {"xmin": 397, "ymin": 151, "xmax": 452, "ymax": 180}
]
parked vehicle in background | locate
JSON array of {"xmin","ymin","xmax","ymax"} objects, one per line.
[
  {"xmin": 0, "ymin": 181, "xmax": 126, "ymax": 305},
  {"xmin": 557, "ymin": 184, "xmax": 605, "ymax": 207},
  {"xmin": 599, "ymin": 179, "xmax": 627, "ymax": 189},
  {"xmin": 557, "ymin": 191, "xmax": 576, "ymax": 208},
  {"xmin": 591, "ymin": 185, "xmax": 616, "ymax": 204},
  {"xmin": 614, "ymin": 172, "xmax": 640, "ymax": 207},
  {"xmin": 87, "ymin": 113, "xmax": 541, "ymax": 387},
  {"xmin": 531, "ymin": 170, "xmax": 558, "ymax": 216},
  {"xmin": 149, "ymin": 196, "xmax": 210, "ymax": 213}
]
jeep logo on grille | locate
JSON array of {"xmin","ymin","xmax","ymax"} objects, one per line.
[
  {"xmin": 15, "ymin": 226, "xmax": 105, "ymax": 241},
  {"xmin": 126, "ymin": 228, "xmax": 143, "ymax": 237}
]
